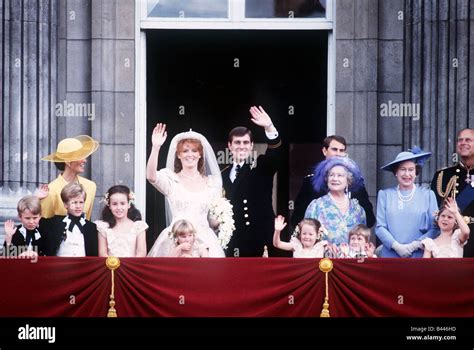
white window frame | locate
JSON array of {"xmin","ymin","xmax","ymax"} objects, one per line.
[{"xmin": 135, "ymin": 0, "xmax": 336, "ymax": 215}]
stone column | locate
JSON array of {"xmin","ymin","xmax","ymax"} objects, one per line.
[
  {"xmin": 403, "ymin": 0, "xmax": 473, "ymax": 181},
  {"xmin": 335, "ymin": 0, "xmax": 380, "ymax": 200},
  {"xmin": 58, "ymin": 0, "xmax": 135, "ymax": 219},
  {"xmin": 1, "ymin": 0, "xmax": 58, "ymax": 223}
]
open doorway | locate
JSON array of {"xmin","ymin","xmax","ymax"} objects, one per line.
[{"xmin": 145, "ymin": 29, "xmax": 328, "ymax": 249}]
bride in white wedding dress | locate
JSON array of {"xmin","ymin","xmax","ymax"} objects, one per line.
[{"xmin": 146, "ymin": 123, "xmax": 225, "ymax": 257}]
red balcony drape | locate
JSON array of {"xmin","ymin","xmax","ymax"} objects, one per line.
[{"xmin": 1, "ymin": 257, "xmax": 473, "ymax": 317}]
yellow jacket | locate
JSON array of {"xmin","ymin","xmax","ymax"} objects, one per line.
[{"xmin": 40, "ymin": 174, "xmax": 96, "ymax": 220}]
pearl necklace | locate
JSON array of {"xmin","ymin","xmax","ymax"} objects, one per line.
[
  {"xmin": 329, "ymin": 192, "xmax": 349, "ymax": 207},
  {"xmin": 397, "ymin": 185, "xmax": 416, "ymax": 202}
]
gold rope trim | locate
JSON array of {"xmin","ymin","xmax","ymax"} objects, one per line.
[
  {"xmin": 106, "ymin": 256, "xmax": 120, "ymax": 317},
  {"xmin": 267, "ymin": 140, "xmax": 282, "ymax": 149},
  {"xmin": 318, "ymin": 258, "xmax": 333, "ymax": 318},
  {"xmin": 436, "ymin": 171, "xmax": 458, "ymax": 200}
]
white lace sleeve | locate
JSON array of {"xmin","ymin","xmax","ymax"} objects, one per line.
[
  {"xmin": 289, "ymin": 237, "xmax": 301, "ymax": 252},
  {"xmin": 95, "ymin": 220, "xmax": 110, "ymax": 238},
  {"xmin": 150, "ymin": 168, "xmax": 178, "ymax": 196},
  {"xmin": 452, "ymin": 229, "xmax": 467, "ymax": 247},
  {"xmin": 421, "ymin": 238, "xmax": 435, "ymax": 252},
  {"xmin": 132, "ymin": 220, "xmax": 149, "ymax": 236}
]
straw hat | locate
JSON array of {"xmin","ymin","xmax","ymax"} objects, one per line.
[{"xmin": 42, "ymin": 135, "xmax": 99, "ymax": 162}]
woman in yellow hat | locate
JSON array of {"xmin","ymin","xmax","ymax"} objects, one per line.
[{"xmin": 38, "ymin": 135, "xmax": 99, "ymax": 220}]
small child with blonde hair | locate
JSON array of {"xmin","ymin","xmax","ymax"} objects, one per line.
[
  {"xmin": 169, "ymin": 219, "xmax": 209, "ymax": 257},
  {"xmin": 422, "ymin": 198, "xmax": 470, "ymax": 258},
  {"xmin": 339, "ymin": 224, "xmax": 376, "ymax": 258},
  {"xmin": 273, "ymin": 215, "xmax": 327, "ymax": 258},
  {"xmin": 3, "ymin": 196, "xmax": 45, "ymax": 258},
  {"xmin": 39, "ymin": 183, "xmax": 98, "ymax": 256}
]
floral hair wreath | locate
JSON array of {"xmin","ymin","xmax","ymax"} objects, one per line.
[
  {"xmin": 291, "ymin": 224, "xmax": 327, "ymax": 240},
  {"xmin": 433, "ymin": 209, "xmax": 463, "ymax": 227},
  {"xmin": 102, "ymin": 191, "xmax": 136, "ymax": 206}
]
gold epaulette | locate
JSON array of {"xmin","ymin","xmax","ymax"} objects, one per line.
[{"xmin": 436, "ymin": 170, "xmax": 458, "ymax": 199}]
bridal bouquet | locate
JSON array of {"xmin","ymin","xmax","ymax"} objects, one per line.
[{"xmin": 208, "ymin": 197, "xmax": 235, "ymax": 250}]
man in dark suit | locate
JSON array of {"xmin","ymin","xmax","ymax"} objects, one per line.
[
  {"xmin": 291, "ymin": 135, "xmax": 376, "ymax": 228},
  {"xmin": 222, "ymin": 106, "xmax": 282, "ymax": 257},
  {"xmin": 431, "ymin": 128, "xmax": 474, "ymax": 257}
]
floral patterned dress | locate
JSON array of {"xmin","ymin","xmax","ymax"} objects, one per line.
[{"xmin": 304, "ymin": 194, "xmax": 366, "ymax": 246}]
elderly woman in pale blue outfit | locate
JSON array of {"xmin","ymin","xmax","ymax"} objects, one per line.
[
  {"xmin": 376, "ymin": 148, "xmax": 438, "ymax": 257},
  {"xmin": 304, "ymin": 157, "xmax": 366, "ymax": 247}
]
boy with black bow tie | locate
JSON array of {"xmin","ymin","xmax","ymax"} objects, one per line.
[
  {"xmin": 40, "ymin": 183, "xmax": 98, "ymax": 256},
  {"xmin": 3, "ymin": 196, "xmax": 45, "ymax": 258}
]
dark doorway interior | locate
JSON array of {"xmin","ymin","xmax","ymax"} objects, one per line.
[{"xmin": 146, "ymin": 29, "xmax": 328, "ymax": 250}]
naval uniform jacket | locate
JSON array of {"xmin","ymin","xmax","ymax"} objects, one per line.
[
  {"xmin": 431, "ymin": 162, "xmax": 474, "ymax": 257},
  {"xmin": 222, "ymin": 135, "xmax": 282, "ymax": 257}
]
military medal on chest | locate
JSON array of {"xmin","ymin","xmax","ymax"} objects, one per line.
[{"xmin": 465, "ymin": 169, "xmax": 474, "ymax": 187}]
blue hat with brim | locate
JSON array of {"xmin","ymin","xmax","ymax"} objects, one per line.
[{"xmin": 381, "ymin": 148, "xmax": 431, "ymax": 172}]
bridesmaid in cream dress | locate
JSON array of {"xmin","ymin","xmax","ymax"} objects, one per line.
[
  {"xmin": 96, "ymin": 185, "xmax": 148, "ymax": 257},
  {"xmin": 422, "ymin": 198, "xmax": 470, "ymax": 258},
  {"xmin": 146, "ymin": 123, "xmax": 225, "ymax": 257}
]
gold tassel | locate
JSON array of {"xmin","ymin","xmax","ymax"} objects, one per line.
[
  {"xmin": 318, "ymin": 258, "xmax": 333, "ymax": 318},
  {"xmin": 106, "ymin": 256, "xmax": 121, "ymax": 317}
]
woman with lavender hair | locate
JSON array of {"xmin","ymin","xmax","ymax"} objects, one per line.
[{"xmin": 304, "ymin": 157, "xmax": 367, "ymax": 249}]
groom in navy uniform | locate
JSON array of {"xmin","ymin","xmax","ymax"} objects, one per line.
[
  {"xmin": 222, "ymin": 106, "xmax": 282, "ymax": 257},
  {"xmin": 431, "ymin": 128, "xmax": 474, "ymax": 257}
]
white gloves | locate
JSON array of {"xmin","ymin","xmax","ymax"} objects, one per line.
[{"xmin": 392, "ymin": 240, "xmax": 422, "ymax": 257}]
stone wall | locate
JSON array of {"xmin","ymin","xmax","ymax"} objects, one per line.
[
  {"xmin": 2, "ymin": 0, "xmax": 473, "ymax": 240},
  {"xmin": 334, "ymin": 0, "xmax": 473, "ymax": 202},
  {"xmin": 59, "ymin": 0, "xmax": 135, "ymax": 219},
  {"xmin": 1, "ymin": 0, "xmax": 58, "ymax": 225}
]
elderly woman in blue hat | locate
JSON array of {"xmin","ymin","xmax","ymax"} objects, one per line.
[
  {"xmin": 304, "ymin": 156, "xmax": 367, "ymax": 248},
  {"xmin": 376, "ymin": 147, "xmax": 438, "ymax": 257}
]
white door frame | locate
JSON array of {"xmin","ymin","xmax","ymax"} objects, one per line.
[{"xmin": 134, "ymin": 0, "xmax": 336, "ymax": 216}]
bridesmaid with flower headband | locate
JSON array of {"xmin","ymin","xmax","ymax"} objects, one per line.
[
  {"xmin": 273, "ymin": 215, "xmax": 327, "ymax": 258},
  {"xmin": 95, "ymin": 185, "xmax": 148, "ymax": 257}
]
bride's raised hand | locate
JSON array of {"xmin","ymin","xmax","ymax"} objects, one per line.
[{"xmin": 151, "ymin": 123, "xmax": 168, "ymax": 147}]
